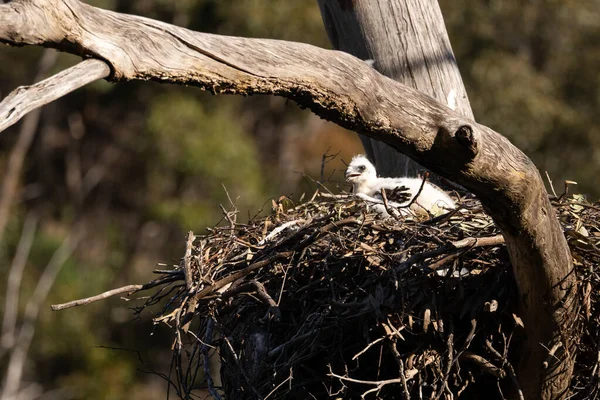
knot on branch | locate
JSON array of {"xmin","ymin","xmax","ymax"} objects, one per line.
[{"xmin": 455, "ymin": 124, "xmax": 477, "ymax": 155}]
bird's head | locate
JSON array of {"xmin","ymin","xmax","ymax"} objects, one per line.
[{"xmin": 345, "ymin": 155, "xmax": 377, "ymax": 187}]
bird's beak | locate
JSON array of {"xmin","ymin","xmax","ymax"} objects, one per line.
[{"xmin": 345, "ymin": 173, "xmax": 360, "ymax": 181}]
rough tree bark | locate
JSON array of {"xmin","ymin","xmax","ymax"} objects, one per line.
[
  {"xmin": 0, "ymin": 1, "xmax": 577, "ymax": 398},
  {"xmin": 317, "ymin": 0, "xmax": 473, "ymax": 177}
]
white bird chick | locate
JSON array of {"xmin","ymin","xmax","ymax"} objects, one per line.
[{"xmin": 345, "ymin": 154, "xmax": 455, "ymax": 216}]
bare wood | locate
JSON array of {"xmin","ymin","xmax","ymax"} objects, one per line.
[
  {"xmin": 183, "ymin": 231, "xmax": 195, "ymax": 290},
  {"xmin": 459, "ymin": 352, "xmax": 504, "ymax": 379},
  {"xmin": 0, "ymin": 1, "xmax": 578, "ymax": 398},
  {"xmin": 317, "ymin": 0, "xmax": 473, "ymax": 177},
  {"xmin": 452, "ymin": 234, "xmax": 505, "ymax": 249},
  {"xmin": 51, "ymin": 274, "xmax": 183, "ymax": 311},
  {"xmin": 192, "ymin": 252, "xmax": 292, "ymax": 302},
  {"xmin": 51, "ymin": 284, "xmax": 144, "ymax": 311},
  {"xmin": 427, "ymin": 234, "xmax": 506, "ymax": 271},
  {"xmin": 0, "ymin": 58, "xmax": 110, "ymax": 133}
]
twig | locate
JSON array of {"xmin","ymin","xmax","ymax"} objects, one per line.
[
  {"xmin": 258, "ymin": 220, "xmax": 305, "ymax": 246},
  {"xmin": 317, "ymin": 192, "xmax": 353, "ymax": 200},
  {"xmin": 183, "ymin": 231, "xmax": 195, "ymax": 291},
  {"xmin": 433, "ymin": 318, "xmax": 454, "ymax": 400},
  {"xmin": 558, "ymin": 180, "xmax": 578, "ymax": 202},
  {"xmin": 0, "ymin": 59, "xmax": 110, "ymax": 133},
  {"xmin": 51, "ymin": 285, "xmax": 142, "ymax": 311},
  {"xmin": 223, "ymin": 336, "xmax": 264, "ymax": 399},
  {"xmin": 192, "ymin": 252, "xmax": 292, "ymax": 302},
  {"xmin": 219, "ymin": 204, "xmax": 236, "ymax": 237},
  {"xmin": 320, "ymin": 147, "xmax": 340, "ymax": 182},
  {"xmin": 451, "ymin": 235, "xmax": 505, "ymax": 249},
  {"xmin": 202, "ymin": 319, "xmax": 222, "ymax": 400},
  {"xmin": 485, "ymin": 340, "xmax": 524, "ymax": 400},
  {"xmin": 460, "ymin": 352, "xmax": 504, "ymax": 379},
  {"xmin": 299, "ymin": 171, "xmax": 334, "ymax": 195},
  {"xmin": 396, "ymin": 234, "xmax": 505, "ymax": 272},
  {"xmin": 545, "ymin": 171, "xmax": 558, "ymax": 199},
  {"xmin": 222, "ymin": 280, "xmax": 280, "ymax": 320},
  {"xmin": 328, "ymin": 365, "xmax": 406, "ymax": 394},
  {"xmin": 264, "ymin": 368, "xmax": 293, "ymax": 400},
  {"xmin": 389, "ymin": 341, "xmax": 411, "ymax": 399},
  {"xmin": 352, "ymin": 337, "xmax": 385, "ymax": 361},
  {"xmin": 51, "ymin": 276, "xmax": 181, "ymax": 311},
  {"xmin": 404, "ymin": 172, "xmax": 429, "ymax": 211},
  {"xmin": 380, "ymin": 188, "xmax": 403, "ymax": 220}
]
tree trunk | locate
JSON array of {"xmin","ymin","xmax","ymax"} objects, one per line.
[
  {"xmin": 316, "ymin": 1, "xmax": 577, "ymax": 398},
  {"xmin": 316, "ymin": 0, "xmax": 473, "ymax": 177}
]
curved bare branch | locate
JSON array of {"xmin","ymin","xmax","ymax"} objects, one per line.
[{"xmin": 0, "ymin": 58, "xmax": 110, "ymax": 133}]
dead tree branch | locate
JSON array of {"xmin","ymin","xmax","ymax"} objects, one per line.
[{"xmin": 0, "ymin": 58, "xmax": 110, "ymax": 133}]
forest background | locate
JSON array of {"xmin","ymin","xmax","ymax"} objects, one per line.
[{"xmin": 0, "ymin": 1, "xmax": 598, "ymax": 398}]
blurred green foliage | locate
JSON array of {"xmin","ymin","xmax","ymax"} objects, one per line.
[
  {"xmin": 0, "ymin": 0, "xmax": 599, "ymax": 399},
  {"xmin": 145, "ymin": 92, "xmax": 265, "ymax": 229}
]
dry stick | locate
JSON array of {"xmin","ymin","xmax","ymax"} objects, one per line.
[
  {"xmin": 389, "ymin": 341, "xmax": 411, "ymax": 400},
  {"xmin": 397, "ymin": 234, "xmax": 505, "ymax": 272},
  {"xmin": 328, "ymin": 367, "xmax": 406, "ymax": 390},
  {"xmin": 545, "ymin": 171, "xmax": 558, "ymax": 199},
  {"xmin": 51, "ymin": 276, "xmax": 181, "ymax": 311},
  {"xmin": 219, "ymin": 204, "xmax": 236, "ymax": 237},
  {"xmin": 485, "ymin": 340, "xmax": 525, "ymax": 400},
  {"xmin": 202, "ymin": 318, "xmax": 222, "ymax": 400},
  {"xmin": 328, "ymin": 353, "xmax": 432, "ymax": 393},
  {"xmin": 459, "ymin": 352, "xmax": 504, "ymax": 379},
  {"xmin": 56, "ymin": 251, "xmax": 290, "ymax": 313},
  {"xmin": 379, "ymin": 188, "xmax": 402, "ymax": 220},
  {"xmin": 0, "ymin": 58, "xmax": 110, "ymax": 133},
  {"xmin": 192, "ymin": 252, "xmax": 293, "ymax": 302},
  {"xmin": 221, "ymin": 280, "xmax": 276, "ymax": 307},
  {"xmin": 428, "ymin": 252, "xmax": 462, "ymax": 272},
  {"xmin": 222, "ymin": 336, "xmax": 264, "ymax": 400},
  {"xmin": 264, "ymin": 368, "xmax": 293, "ymax": 400},
  {"xmin": 352, "ymin": 337, "xmax": 385, "ymax": 361},
  {"xmin": 222, "ymin": 280, "xmax": 281, "ymax": 320},
  {"xmin": 451, "ymin": 235, "xmax": 505, "ymax": 249},
  {"xmin": 183, "ymin": 231, "xmax": 195, "ymax": 291},
  {"xmin": 433, "ymin": 318, "xmax": 454, "ymax": 400},
  {"xmin": 51, "ymin": 285, "xmax": 142, "ymax": 311},
  {"xmin": 403, "ymin": 173, "xmax": 429, "ymax": 213}
]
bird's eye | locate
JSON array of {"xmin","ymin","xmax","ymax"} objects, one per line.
[{"xmin": 358, "ymin": 166, "xmax": 366, "ymax": 171}]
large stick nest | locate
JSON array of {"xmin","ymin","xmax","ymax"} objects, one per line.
[{"xmin": 120, "ymin": 192, "xmax": 600, "ymax": 399}]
